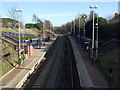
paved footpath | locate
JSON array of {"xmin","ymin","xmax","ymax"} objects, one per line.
[
  {"xmin": 71, "ymin": 36, "xmax": 108, "ymax": 87},
  {"xmin": 0, "ymin": 38, "xmax": 56, "ymax": 88}
]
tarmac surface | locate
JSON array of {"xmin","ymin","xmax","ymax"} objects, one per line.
[{"xmin": 70, "ymin": 36, "xmax": 108, "ymax": 87}]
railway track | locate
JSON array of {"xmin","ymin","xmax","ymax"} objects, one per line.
[
  {"xmin": 23, "ymin": 36, "xmax": 80, "ymax": 89},
  {"xmin": 58, "ymin": 36, "xmax": 80, "ymax": 88}
]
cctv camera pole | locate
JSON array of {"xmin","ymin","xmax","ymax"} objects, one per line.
[{"xmin": 71, "ymin": 21, "xmax": 72, "ymax": 34}]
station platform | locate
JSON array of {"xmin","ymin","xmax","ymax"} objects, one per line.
[
  {"xmin": 68, "ymin": 35, "xmax": 108, "ymax": 88},
  {"xmin": 0, "ymin": 38, "xmax": 56, "ymax": 88}
]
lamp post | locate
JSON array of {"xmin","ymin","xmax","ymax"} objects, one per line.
[
  {"xmin": 81, "ymin": 15, "xmax": 87, "ymax": 51},
  {"xmin": 77, "ymin": 15, "xmax": 81, "ymax": 42},
  {"xmin": 15, "ymin": 9, "xmax": 23, "ymax": 64},
  {"xmin": 82, "ymin": 15, "xmax": 87, "ymax": 39},
  {"xmin": 71, "ymin": 21, "xmax": 72, "ymax": 34},
  {"xmin": 42, "ymin": 19, "xmax": 45, "ymax": 36},
  {"xmin": 90, "ymin": 5, "xmax": 98, "ymax": 64},
  {"xmin": 41, "ymin": 19, "xmax": 46, "ymax": 46},
  {"xmin": 79, "ymin": 16, "xmax": 81, "ymax": 36},
  {"xmin": 50, "ymin": 21, "xmax": 52, "ymax": 38},
  {"xmin": 74, "ymin": 20, "xmax": 75, "ymax": 37},
  {"xmin": 95, "ymin": 17, "xmax": 99, "ymax": 59}
]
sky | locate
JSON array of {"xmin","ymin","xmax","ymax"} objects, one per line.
[{"xmin": 1, "ymin": 1, "xmax": 119, "ymax": 26}]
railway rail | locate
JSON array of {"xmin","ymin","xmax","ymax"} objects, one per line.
[{"xmin": 23, "ymin": 36, "xmax": 80, "ymax": 89}]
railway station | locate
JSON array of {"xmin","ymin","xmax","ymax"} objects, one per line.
[
  {"xmin": 1, "ymin": 1, "xmax": 120, "ymax": 89},
  {"xmin": 0, "ymin": 35, "xmax": 110, "ymax": 89}
]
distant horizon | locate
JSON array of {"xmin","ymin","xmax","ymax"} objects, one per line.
[{"xmin": 1, "ymin": 2, "xmax": 119, "ymax": 26}]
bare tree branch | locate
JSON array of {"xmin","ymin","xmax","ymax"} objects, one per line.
[
  {"xmin": 8, "ymin": 7, "xmax": 18, "ymax": 20},
  {"xmin": 7, "ymin": 7, "xmax": 23, "ymax": 27}
]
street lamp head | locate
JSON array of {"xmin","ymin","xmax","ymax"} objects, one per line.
[
  {"xmin": 90, "ymin": 5, "xmax": 98, "ymax": 9},
  {"xmin": 95, "ymin": 5, "xmax": 98, "ymax": 8},
  {"xmin": 90, "ymin": 5, "xmax": 94, "ymax": 9},
  {"xmin": 15, "ymin": 9, "xmax": 18, "ymax": 11},
  {"xmin": 15, "ymin": 9, "xmax": 23, "ymax": 12},
  {"xmin": 82, "ymin": 15, "xmax": 87, "ymax": 18},
  {"xmin": 19, "ymin": 9, "xmax": 23, "ymax": 12}
]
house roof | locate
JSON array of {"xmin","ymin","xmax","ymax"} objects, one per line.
[{"xmin": 0, "ymin": 18, "xmax": 19, "ymax": 22}]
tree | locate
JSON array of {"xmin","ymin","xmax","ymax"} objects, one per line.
[
  {"xmin": 106, "ymin": 15, "xmax": 114, "ymax": 20},
  {"xmin": 99, "ymin": 18, "xmax": 120, "ymax": 43},
  {"xmin": 8, "ymin": 7, "xmax": 18, "ymax": 20},
  {"xmin": 44, "ymin": 20, "xmax": 51, "ymax": 30},
  {"xmin": 85, "ymin": 17, "xmax": 108, "ymax": 39},
  {"xmin": 32, "ymin": 14, "xmax": 40, "ymax": 23},
  {"xmin": 25, "ymin": 23, "xmax": 36, "ymax": 28},
  {"xmin": 8, "ymin": 7, "xmax": 24, "ymax": 28},
  {"xmin": 34, "ymin": 23, "xmax": 42, "ymax": 30},
  {"xmin": 7, "ymin": 7, "xmax": 19, "ymax": 27},
  {"xmin": 73, "ymin": 13, "xmax": 88, "ymax": 36},
  {"xmin": 54, "ymin": 13, "xmax": 88, "ymax": 35},
  {"xmin": 32, "ymin": 14, "xmax": 43, "ymax": 30},
  {"xmin": 32, "ymin": 14, "xmax": 53, "ymax": 35},
  {"xmin": 89, "ymin": 10, "xmax": 98, "ymax": 20}
]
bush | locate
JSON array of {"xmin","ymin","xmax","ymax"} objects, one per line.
[
  {"xmin": 25, "ymin": 23, "xmax": 36, "ymax": 28},
  {"xmin": 20, "ymin": 54, "xmax": 26, "ymax": 61}
]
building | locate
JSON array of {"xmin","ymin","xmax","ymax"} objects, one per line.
[
  {"xmin": 109, "ymin": 14, "xmax": 120, "ymax": 24},
  {"xmin": 118, "ymin": 1, "xmax": 120, "ymax": 14},
  {"xmin": 0, "ymin": 18, "xmax": 21, "ymax": 28}
]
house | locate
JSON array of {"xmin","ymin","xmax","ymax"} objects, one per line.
[
  {"xmin": 109, "ymin": 13, "xmax": 120, "ymax": 24},
  {"xmin": 0, "ymin": 18, "xmax": 22, "ymax": 28}
]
